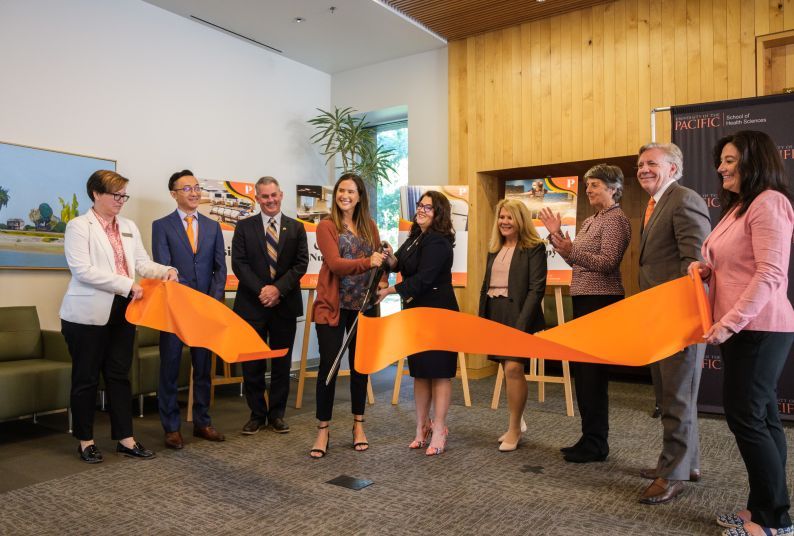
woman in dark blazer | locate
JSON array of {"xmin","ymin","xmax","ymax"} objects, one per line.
[
  {"xmin": 479, "ymin": 198, "xmax": 547, "ymax": 452},
  {"xmin": 378, "ymin": 190, "xmax": 458, "ymax": 456}
]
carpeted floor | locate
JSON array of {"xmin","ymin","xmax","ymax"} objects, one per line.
[{"xmin": 0, "ymin": 369, "xmax": 792, "ymax": 535}]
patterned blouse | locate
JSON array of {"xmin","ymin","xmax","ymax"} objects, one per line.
[
  {"xmin": 338, "ymin": 228, "xmax": 374, "ymax": 310},
  {"xmin": 92, "ymin": 209, "xmax": 129, "ymax": 277},
  {"xmin": 559, "ymin": 204, "xmax": 630, "ymax": 296}
]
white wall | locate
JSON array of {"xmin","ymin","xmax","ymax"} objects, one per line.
[
  {"xmin": 0, "ymin": 0, "xmax": 329, "ymax": 331},
  {"xmin": 331, "ymin": 48, "xmax": 448, "ymax": 186}
]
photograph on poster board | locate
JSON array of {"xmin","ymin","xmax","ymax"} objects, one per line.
[
  {"xmin": 504, "ymin": 176, "xmax": 579, "ymax": 285},
  {"xmin": 0, "ymin": 141, "xmax": 115, "ymax": 270},
  {"xmin": 296, "ymin": 184, "xmax": 331, "ymax": 289},
  {"xmin": 399, "ymin": 185, "xmax": 468, "ymax": 286}
]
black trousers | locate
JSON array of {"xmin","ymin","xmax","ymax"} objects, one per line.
[
  {"xmin": 315, "ymin": 308, "xmax": 369, "ymax": 421},
  {"xmin": 61, "ymin": 295, "xmax": 135, "ymax": 441},
  {"xmin": 721, "ymin": 330, "xmax": 793, "ymax": 529},
  {"xmin": 570, "ymin": 294, "xmax": 624, "ymax": 454},
  {"xmin": 241, "ymin": 313, "xmax": 296, "ymax": 422}
]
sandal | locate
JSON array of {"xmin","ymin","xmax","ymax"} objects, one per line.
[
  {"xmin": 352, "ymin": 418, "xmax": 369, "ymax": 451},
  {"xmin": 409, "ymin": 420, "xmax": 432, "ymax": 449},
  {"xmin": 425, "ymin": 427, "xmax": 448, "ymax": 456},
  {"xmin": 309, "ymin": 424, "xmax": 330, "ymax": 459}
]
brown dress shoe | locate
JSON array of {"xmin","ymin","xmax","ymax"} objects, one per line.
[
  {"xmin": 164, "ymin": 431, "xmax": 184, "ymax": 449},
  {"xmin": 639, "ymin": 467, "xmax": 701, "ymax": 482},
  {"xmin": 194, "ymin": 425, "xmax": 225, "ymax": 442},
  {"xmin": 639, "ymin": 478, "xmax": 685, "ymax": 505}
]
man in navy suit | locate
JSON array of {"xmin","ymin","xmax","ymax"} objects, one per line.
[
  {"xmin": 232, "ymin": 176, "xmax": 308, "ymax": 435},
  {"xmin": 152, "ymin": 170, "xmax": 227, "ymax": 449}
]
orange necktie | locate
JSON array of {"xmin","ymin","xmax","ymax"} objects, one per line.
[
  {"xmin": 644, "ymin": 198, "xmax": 656, "ymax": 227},
  {"xmin": 185, "ymin": 215, "xmax": 197, "ymax": 253}
]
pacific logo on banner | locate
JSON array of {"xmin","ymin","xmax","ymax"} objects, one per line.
[{"xmin": 671, "ymin": 92, "xmax": 794, "ymax": 421}]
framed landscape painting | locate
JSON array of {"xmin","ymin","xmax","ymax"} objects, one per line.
[{"xmin": 0, "ymin": 141, "xmax": 116, "ymax": 269}]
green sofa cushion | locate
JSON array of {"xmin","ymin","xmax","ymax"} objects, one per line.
[{"xmin": 0, "ymin": 306, "xmax": 42, "ymax": 362}]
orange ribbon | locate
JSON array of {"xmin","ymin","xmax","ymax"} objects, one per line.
[
  {"xmin": 354, "ymin": 274, "xmax": 711, "ymax": 374},
  {"xmin": 125, "ymin": 279, "xmax": 287, "ymax": 363}
]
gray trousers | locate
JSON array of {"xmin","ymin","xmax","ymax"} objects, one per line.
[{"xmin": 649, "ymin": 343, "xmax": 705, "ymax": 481}]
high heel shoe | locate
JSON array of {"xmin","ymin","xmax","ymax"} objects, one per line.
[
  {"xmin": 352, "ymin": 418, "xmax": 369, "ymax": 451},
  {"xmin": 425, "ymin": 427, "xmax": 448, "ymax": 456},
  {"xmin": 409, "ymin": 420, "xmax": 432, "ymax": 449},
  {"xmin": 310, "ymin": 424, "xmax": 330, "ymax": 459},
  {"xmin": 498, "ymin": 416, "xmax": 527, "ymax": 443},
  {"xmin": 498, "ymin": 431, "xmax": 522, "ymax": 452}
]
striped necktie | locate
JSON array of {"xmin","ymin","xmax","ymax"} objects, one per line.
[{"xmin": 266, "ymin": 217, "xmax": 278, "ymax": 279}]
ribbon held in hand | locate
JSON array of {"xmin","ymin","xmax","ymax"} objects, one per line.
[
  {"xmin": 354, "ymin": 273, "xmax": 711, "ymax": 374},
  {"xmin": 126, "ymin": 279, "xmax": 288, "ymax": 363}
]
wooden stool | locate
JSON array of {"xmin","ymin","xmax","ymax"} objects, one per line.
[
  {"xmin": 294, "ymin": 289, "xmax": 375, "ymax": 409},
  {"xmin": 391, "ymin": 352, "xmax": 471, "ymax": 407},
  {"xmin": 489, "ymin": 287, "xmax": 574, "ymax": 416}
]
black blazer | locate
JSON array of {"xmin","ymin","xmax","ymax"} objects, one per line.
[
  {"xmin": 394, "ymin": 231, "xmax": 458, "ymax": 311},
  {"xmin": 231, "ymin": 212, "xmax": 308, "ymax": 320},
  {"xmin": 478, "ymin": 243, "xmax": 547, "ymax": 334}
]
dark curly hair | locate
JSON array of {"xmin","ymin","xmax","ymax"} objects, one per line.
[
  {"xmin": 713, "ymin": 130, "xmax": 790, "ymax": 219},
  {"xmin": 410, "ymin": 190, "xmax": 455, "ymax": 246}
]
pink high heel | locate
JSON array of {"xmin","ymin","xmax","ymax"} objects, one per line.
[
  {"xmin": 408, "ymin": 420, "xmax": 432, "ymax": 449},
  {"xmin": 425, "ymin": 427, "xmax": 448, "ymax": 456}
]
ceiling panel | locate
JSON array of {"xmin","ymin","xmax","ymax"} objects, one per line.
[{"xmin": 384, "ymin": 0, "xmax": 616, "ymax": 40}]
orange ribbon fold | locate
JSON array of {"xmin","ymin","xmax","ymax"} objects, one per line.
[
  {"xmin": 354, "ymin": 274, "xmax": 711, "ymax": 375},
  {"xmin": 125, "ymin": 279, "xmax": 287, "ymax": 363}
]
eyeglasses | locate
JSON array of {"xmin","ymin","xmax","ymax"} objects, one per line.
[
  {"xmin": 416, "ymin": 203, "xmax": 434, "ymax": 213},
  {"xmin": 108, "ymin": 193, "xmax": 130, "ymax": 203},
  {"xmin": 173, "ymin": 185, "xmax": 202, "ymax": 193}
]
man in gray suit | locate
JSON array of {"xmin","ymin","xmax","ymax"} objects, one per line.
[{"xmin": 636, "ymin": 142, "xmax": 710, "ymax": 505}]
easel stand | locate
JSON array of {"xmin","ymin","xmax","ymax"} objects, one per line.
[
  {"xmin": 490, "ymin": 285, "xmax": 574, "ymax": 416},
  {"xmin": 295, "ymin": 289, "xmax": 375, "ymax": 409}
]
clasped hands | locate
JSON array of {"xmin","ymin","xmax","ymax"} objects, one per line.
[
  {"xmin": 259, "ymin": 285, "xmax": 281, "ymax": 308},
  {"xmin": 538, "ymin": 207, "xmax": 573, "ymax": 257},
  {"xmin": 687, "ymin": 261, "xmax": 732, "ymax": 345}
]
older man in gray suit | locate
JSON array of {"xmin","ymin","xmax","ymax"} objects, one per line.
[{"xmin": 636, "ymin": 142, "xmax": 710, "ymax": 505}]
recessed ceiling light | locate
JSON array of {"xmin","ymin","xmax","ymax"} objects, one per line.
[{"xmin": 294, "ymin": 17, "xmax": 305, "ymax": 23}]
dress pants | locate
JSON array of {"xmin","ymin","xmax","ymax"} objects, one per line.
[
  {"xmin": 315, "ymin": 308, "xmax": 369, "ymax": 421},
  {"xmin": 61, "ymin": 295, "xmax": 135, "ymax": 441},
  {"xmin": 571, "ymin": 294, "xmax": 623, "ymax": 455},
  {"xmin": 241, "ymin": 312, "xmax": 296, "ymax": 423},
  {"xmin": 722, "ymin": 330, "xmax": 793, "ymax": 529},
  {"xmin": 157, "ymin": 332, "xmax": 212, "ymax": 431},
  {"xmin": 653, "ymin": 342, "xmax": 704, "ymax": 480}
]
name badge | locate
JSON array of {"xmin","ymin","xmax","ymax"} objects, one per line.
[{"xmin": 122, "ymin": 232, "xmax": 133, "ymax": 237}]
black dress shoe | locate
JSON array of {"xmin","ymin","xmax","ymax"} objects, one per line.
[
  {"xmin": 270, "ymin": 417, "xmax": 290, "ymax": 434},
  {"xmin": 77, "ymin": 444, "xmax": 104, "ymax": 464},
  {"xmin": 116, "ymin": 441, "xmax": 156, "ymax": 459},
  {"xmin": 242, "ymin": 418, "xmax": 264, "ymax": 435},
  {"xmin": 563, "ymin": 446, "xmax": 608, "ymax": 463},
  {"xmin": 560, "ymin": 437, "xmax": 586, "ymax": 454}
]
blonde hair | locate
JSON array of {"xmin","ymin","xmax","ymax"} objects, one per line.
[{"xmin": 488, "ymin": 198, "xmax": 543, "ymax": 253}]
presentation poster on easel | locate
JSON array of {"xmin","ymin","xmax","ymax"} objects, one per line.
[
  {"xmin": 504, "ymin": 177, "xmax": 579, "ymax": 285},
  {"xmin": 399, "ymin": 185, "xmax": 468, "ymax": 287},
  {"xmin": 296, "ymin": 184, "xmax": 333, "ymax": 288}
]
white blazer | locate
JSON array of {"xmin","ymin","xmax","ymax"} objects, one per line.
[{"xmin": 59, "ymin": 210, "xmax": 172, "ymax": 326}]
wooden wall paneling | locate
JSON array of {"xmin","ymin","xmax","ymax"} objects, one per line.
[
  {"xmin": 509, "ymin": 25, "xmax": 523, "ymax": 167},
  {"xmin": 592, "ymin": 4, "xmax": 606, "ymax": 158},
  {"xmin": 700, "ymin": 0, "xmax": 715, "ymax": 101},
  {"xmin": 637, "ymin": 0, "xmax": 651, "ymax": 146},
  {"xmin": 627, "ymin": 0, "xmax": 641, "ymax": 150},
  {"xmin": 448, "ymin": 41, "xmax": 463, "ymax": 182},
  {"xmin": 755, "ymin": 0, "xmax": 771, "ymax": 35},
  {"xmin": 550, "ymin": 16, "xmax": 564, "ymax": 164},
  {"xmin": 498, "ymin": 28, "xmax": 512, "ymax": 169},
  {"xmin": 560, "ymin": 12, "xmax": 574, "ymax": 164},
  {"xmin": 483, "ymin": 32, "xmax": 497, "ymax": 171},
  {"xmin": 770, "ymin": 0, "xmax": 785, "ymax": 31},
  {"xmin": 674, "ymin": 0, "xmax": 689, "ymax": 103},
  {"xmin": 713, "ymin": 0, "xmax": 729, "ymax": 101},
  {"xmin": 614, "ymin": 0, "xmax": 629, "ymax": 154},
  {"xmin": 570, "ymin": 10, "xmax": 584, "ymax": 162},
  {"xmin": 687, "ymin": 0, "xmax": 703, "ymax": 103},
  {"xmin": 520, "ymin": 22, "xmax": 534, "ymax": 166},
  {"xmin": 660, "ymin": 0, "xmax": 676, "ymax": 107},
  {"xmin": 581, "ymin": 8, "xmax": 595, "ymax": 160},
  {"xmin": 788, "ymin": 1, "xmax": 794, "ymax": 89},
  {"xmin": 727, "ymin": 0, "xmax": 742, "ymax": 98},
  {"xmin": 530, "ymin": 20, "xmax": 543, "ymax": 165},
  {"xmin": 540, "ymin": 19, "xmax": 553, "ymax": 164},
  {"xmin": 603, "ymin": 3, "xmax": 616, "ymax": 156},
  {"xmin": 742, "ymin": 0, "xmax": 758, "ymax": 96}
]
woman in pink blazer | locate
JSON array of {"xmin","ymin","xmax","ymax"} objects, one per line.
[{"xmin": 690, "ymin": 130, "xmax": 794, "ymax": 536}]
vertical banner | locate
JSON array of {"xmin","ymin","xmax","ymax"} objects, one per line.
[
  {"xmin": 671, "ymin": 93, "xmax": 794, "ymax": 420},
  {"xmin": 399, "ymin": 185, "xmax": 468, "ymax": 286},
  {"xmin": 505, "ymin": 176, "xmax": 580, "ymax": 285}
]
